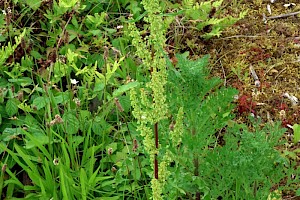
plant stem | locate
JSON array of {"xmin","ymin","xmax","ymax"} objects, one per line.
[
  {"xmin": 192, "ymin": 128, "xmax": 200, "ymax": 200},
  {"xmin": 154, "ymin": 122, "xmax": 159, "ymax": 179}
]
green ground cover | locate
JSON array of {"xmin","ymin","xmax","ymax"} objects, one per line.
[{"xmin": 0, "ymin": 0, "xmax": 299, "ymax": 199}]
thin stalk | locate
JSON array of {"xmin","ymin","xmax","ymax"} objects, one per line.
[
  {"xmin": 192, "ymin": 128, "xmax": 200, "ymax": 200},
  {"xmin": 154, "ymin": 122, "xmax": 159, "ymax": 179}
]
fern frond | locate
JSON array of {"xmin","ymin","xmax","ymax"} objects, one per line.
[
  {"xmin": 182, "ymin": 0, "xmax": 195, "ymax": 9},
  {"xmin": 0, "ymin": 29, "xmax": 26, "ymax": 68}
]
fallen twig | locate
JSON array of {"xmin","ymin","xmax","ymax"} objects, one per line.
[
  {"xmin": 282, "ymin": 92, "xmax": 298, "ymax": 106},
  {"xmin": 249, "ymin": 65, "xmax": 261, "ymax": 87},
  {"xmin": 263, "ymin": 10, "xmax": 300, "ymax": 21}
]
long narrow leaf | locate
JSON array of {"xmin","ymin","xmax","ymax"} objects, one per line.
[{"xmin": 80, "ymin": 168, "xmax": 87, "ymax": 200}]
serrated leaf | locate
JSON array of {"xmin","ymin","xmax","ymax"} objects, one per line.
[
  {"xmin": 63, "ymin": 112, "xmax": 79, "ymax": 135},
  {"xmin": 6, "ymin": 99, "xmax": 20, "ymax": 116},
  {"xmin": 32, "ymin": 96, "xmax": 49, "ymax": 110},
  {"xmin": 212, "ymin": 0, "xmax": 223, "ymax": 8},
  {"xmin": 292, "ymin": 124, "xmax": 300, "ymax": 144}
]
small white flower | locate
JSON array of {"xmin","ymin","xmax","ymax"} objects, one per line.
[
  {"xmin": 270, "ymin": 0, "xmax": 275, "ymax": 3},
  {"xmin": 2, "ymin": 10, "xmax": 6, "ymax": 15},
  {"xmin": 233, "ymin": 95, "xmax": 239, "ymax": 101},
  {"xmin": 70, "ymin": 79, "xmax": 79, "ymax": 85},
  {"xmin": 6, "ymin": 7, "xmax": 11, "ymax": 14},
  {"xmin": 53, "ymin": 158, "xmax": 59, "ymax": 166},
  {"xmin": 116, "ymin": 25, "xmax": 123, "ymax": 29},
  {"xmin": 73, "ymin": 98, "xmax": 80, "ymax": 107}
]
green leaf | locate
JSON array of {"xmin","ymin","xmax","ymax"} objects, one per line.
[
  {"xmin": 32, "ymin": 96, "xmax": 49, "ymax": 110},
  {"xmin": 18, "ymin": 101, "xmax": 33, "ymax": 113},
  {"xmin": 126, "ymin": 1, "xmax": 142, "ymax": 16},
  {"xmin": 93, "ymin": 82, "xmax": 105, "ymax": 92},
  {"xmin": 98, "ymin": 197, "xmax": 120, "ymax": 200},
  {"xmin": 25, "ymin": 135, "xmax": 49, "ymax": 149},
  {"xmin": 292, "ymin": 124, "xmax": 300, "ymax": 144},
  {"xmin": 25, "ymin": 0, "xmax": 41, "ymax": 10},
  {"xmin": 73, "ymin": 136, "xmax": 84, "ymax": 147},
  {"xmin": 1, "ymin": 128, "xmax": 24, "ymax": 141},
  {"xmin": 71, "ymin": 16, "xmax": 79, "ymax": 28},
  {"xmin": 8, "ymin": 77, "xmax": 32, "ymax": 87},
  {"xmin": 106, "ymin": 143, "xmax": 118, "ymax": 155},
  {"xmin": 80, "ymin": 168, "xmax": 87, "ymax": 200},
  {"xmin": 296, "ymin": 188, "xmax": 300, "ymax": 196},
  {"xmin": 30, "ymin": 50, "xmax": 42, "ymax": 59},
  {"xmin": 102, "ymin": 27, "xmax": 117, "ymax": 34},
  {"xmin": 112, "ymin": 82, "xmax": 139, "ymax": 97},
  {"xmin": 6, "ymin": 99, "xmax": 20, "ymax": 116},
  {"xmin": 54, "ymin": 92, "xmax": 70, "ymax": 104},
  {"xmin": 63, "ymin": 112, "xmax": 79, "ymax": 135},
  {"xmin": 59, "ymin": 0, "xmax": 78, "ymax": 8},
  {"xmin": 118, "ymin": 95, "xmax": 131, "ymax": 112}
]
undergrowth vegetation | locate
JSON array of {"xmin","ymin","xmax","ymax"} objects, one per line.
[{"xmin": 0, "ymin": 0, "xmax": 298, "ymax": 199}]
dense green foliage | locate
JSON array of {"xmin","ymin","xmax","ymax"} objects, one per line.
[{"xmin": 0, "ymin": 0, "xmax": 298, "ymax": 199}]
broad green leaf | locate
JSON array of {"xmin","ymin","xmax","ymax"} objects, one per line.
[
  {"xmin": 292, "ymin": 124, "xmax": 300, "ymax": 144},
  {"xmin": 30, "ymin": 50, "xmax": 42, "ymax": 59},
  {"xmin": 8, "ymin": 77, "xmax": 32, "ymax": 87},
  {"xmin": 25, "ymin": 135, "xmax": 49, "ymax": 149},
  {"xmin": 106, "ymin": 143, "xmax": 118, "ymax": 155},
  {"xmin": 25, "ymin": 0, "xmax": 41, "ymax": 10},
  {"xmin": 6, "ymin": 99, "xmax": 20, "ymax": 116},
  {"xmin": 54, "ymin": 92, "xmax": 70, "ymax": 104},
  {"xmin": 59, "ymin": 0, "xmax": 78, "ymax": 8},
  {"xmin": 63, "ymin": 112, "xmax": 79, "ymax": 135},
  {"xmin": 32, "ymin": 96, "xmax": 49, "ymax": 110},
  {"xmin": 102, "ymin": 27, "xmax": 117, "ymax": 34},
  {"xmin": 296, "ymin": 188, "xmax": 300, "ymax": 196},
  {"xmin": 73, "ymin": 136, "xmax": 84, "ymax": 147},
  {"xmin": 1, "ymin": 128, "xmax": 24, "ymax": 141},
  {"xmin": 93, "ymin": 82, "xmax": 105, "ymax": 92},
  {"xmin": 112, "ymin": 82, "xmax": 139, "ymax": 97},
  {"xmin": 118, "ymin": 95, "xmax": 131, "ymax": 112}
]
